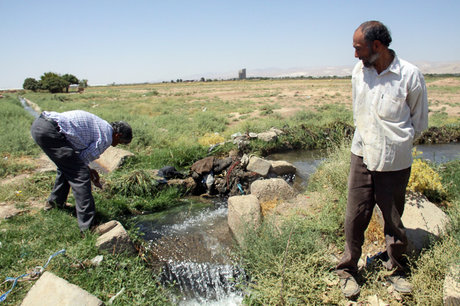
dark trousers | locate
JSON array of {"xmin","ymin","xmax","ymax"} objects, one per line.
[
  {"xmin": 31, "ymin": 115, "xmax": 95, "ymax": 231},
  {"xmin": 336, "ymin": 153, "xmax": 411, "ymax": 278}
]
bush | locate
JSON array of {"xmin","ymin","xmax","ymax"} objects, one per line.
[
  {"xmin": 407, "ymin": 149, "xmax": 447, "ymax": 202},
  {"xmin": 198, "ymin": 133, "xmax": 225, "ymax": 146}
]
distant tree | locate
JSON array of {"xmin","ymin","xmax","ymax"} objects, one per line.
[
  {"xmin": 62, "ymin": 74, "xmax": 79, "ymax": 93},
  {"xmin": 40, "ymin": 72, "xmax": 67, "ymax": 93},
  {"xmin": 23, "ymin": 77, "xmax": 39, "ymax": 91}
]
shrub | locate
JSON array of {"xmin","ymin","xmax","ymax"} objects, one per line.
[
  {"xmin": 407, "ymin": 149, "xmax": 447, "ymax": 202},
  {"xmin": 197, "ymin": 133, "xmax": 225, "ymax": 146},
  {"xmin": 439, "ymin": 160, "xmax": 460, "ymax": 200}
]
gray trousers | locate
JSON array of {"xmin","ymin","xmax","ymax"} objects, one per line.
[
  {"xmin": 31, "ymin": 115, "xmax": 95, "ymax": 231},
  {"xmin": 336, "ymin": 153, "xmax": 411, "ymax": 278}
]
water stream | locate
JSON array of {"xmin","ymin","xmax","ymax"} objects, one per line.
[
  {"xmin": 414, "ymin": 143, "xmax": 460, "ymax": 164},
  {"xmin": 134, "ymin": 198, "xmax": 246, "ymax": 305},
  {"xmin": 20, "ymin": 95, "xmax": 458, "ymax": 303},
  {"xmin": 19, "ymin": 97, "xmax": 39, "ymax": 118},
  {"xmin": 136, "ymin": 142, "xmax": 459, "ymax": 304}
]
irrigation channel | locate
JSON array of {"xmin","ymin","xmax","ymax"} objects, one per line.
[
  {"xmin": 134, "ymin": 143, "xmax": 459, "ymax": 305},
  {"xmin": 18, "ymin": 96, "xmax": 459, "ymax": 304},
  {"xmin": 19, "ymin": 97, "xmax": 39, "ymax": 119}
]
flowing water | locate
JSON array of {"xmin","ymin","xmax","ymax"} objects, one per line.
[
  {"xmin": 18, "ymin": 96, "xmax": 459, "ymax": 303},
  {"xmin": 136, "ymin": 142, "xmax": 459, "ymax": 304},
  {"xmin": 19, "ymin": 97, "xmax": 39, "ymax": 118},
  {"xmin": 267, "ymin": 143, "xmax": 460, "ymax": 192},
  {"xmin": 414, "ymin": 143, "xmax": 460, "ymax": 164},
  {"xmin": 134, "ymin": 198, "xmax": 246, "ymax": 305}
]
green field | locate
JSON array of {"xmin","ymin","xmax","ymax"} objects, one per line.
[{"xmin": 1, "ymin": 77, "xmax": 459, "ymax": 304}]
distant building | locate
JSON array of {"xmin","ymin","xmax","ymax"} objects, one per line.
[
  {"xmin": 238, "ymin": 68, "xmax": 246, "ymax": 80},
  {"xmin": 69, "ymin": 84, "xmax": 84, "ymax": 93}
]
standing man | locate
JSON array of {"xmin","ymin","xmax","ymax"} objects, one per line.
[
  {"xmin": 31, "ymin": 110, "xmax": 132, "ymax": 233},
  {"xmin": 336, "ymin": 21, "xmax": 428, "ymax": 299}
]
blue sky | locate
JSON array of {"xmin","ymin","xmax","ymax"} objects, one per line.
[{"xmin": 1, "ymin": 0, "xmax": 459, "ymax": 89}]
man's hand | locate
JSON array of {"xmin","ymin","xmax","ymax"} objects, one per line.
[{"xmin": 89, "ymin": 168, "xmax": 103, "ymax": 189}]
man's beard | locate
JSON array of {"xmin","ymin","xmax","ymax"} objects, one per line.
[{"xmin": 362, "ymin": 50, "xmax": 379, "ymax": 68}]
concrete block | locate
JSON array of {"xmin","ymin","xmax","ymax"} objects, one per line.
[{"xmin": 21, "ymin": 272, "xmax": 103, "ymax": 306}]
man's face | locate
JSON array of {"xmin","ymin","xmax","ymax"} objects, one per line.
[
  {"xmin": 353, "ymin": 29, "xmax": 379, "ymax": 67},
  {"xmin": 111, "ymin": 133, "xmax": 131, "ymax": 147}
]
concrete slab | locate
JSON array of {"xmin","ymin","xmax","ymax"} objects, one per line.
[
  {"xmin": 21, "ymin": 271, "xmax": 103, "ymax": 306},
  {"xmin": 95, "ymin": 220, "xmax": 136, "ymax": 254},
  {"xmin": 93, "ymin": 146, "xmax": 134, "ymax": 172}
]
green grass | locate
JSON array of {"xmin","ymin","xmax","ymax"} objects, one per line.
[
  {"xmin": 0, "ymin": 211, "xmax": 170, "ymax": 305},
  {"xmin": 0, "ymin": 95, "xmax": 38, "ymax": 156},
  {"xmin": 429, "ymin": 110, "xmax": 460, "ymax": 126},
  {"xmin": 440, "ymin": 160, "xmax": 460, "ymax": 201},
  {"xmin": 1, "ymin": 77, "xmax": 459, "ymax": 304},
  {"xmin": 237, "ymin": 141, "xmax": 460, "ymax": 305}
]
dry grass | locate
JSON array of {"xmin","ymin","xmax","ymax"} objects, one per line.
[{"xmin": 260, "ymin": 197, "xmax": 281, "ymax": 216}]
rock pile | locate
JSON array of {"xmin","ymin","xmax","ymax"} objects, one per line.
[{"xmin": 185, "ymin": 153, "xmax": 297, "ymax": 198}]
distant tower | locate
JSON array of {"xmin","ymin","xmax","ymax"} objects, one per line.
[{"xmin": 238, "ymin": 68, "xmax": 246, "ymax": 80}]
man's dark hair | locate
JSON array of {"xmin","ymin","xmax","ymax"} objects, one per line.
[
  {"xmin": 111, "ymin": 121, "xmax": 133, "ymax": 143},
  {"xmin": 359, "ymin": 20, "xmax": 392, "ymax": 47}
]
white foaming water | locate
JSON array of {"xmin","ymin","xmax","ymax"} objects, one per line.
[
  {"xmin": 179, "ymin": 293, "xmax": 243, "ymax": 306},
  {"xmin": 169, "ymin": 206, "xmax": 227, "ymax": 233},
  {"xmin": 138, "ymin": 198, "xmax": 246, "ymax": 304},
  {"xmin": 163, "ymin": 261, "xmax": 245, "ymax": 305}
]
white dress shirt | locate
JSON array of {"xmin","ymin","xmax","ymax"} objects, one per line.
[{"xmin": 350, "ymin": 53, "xmax": 428, "ymax": 171}]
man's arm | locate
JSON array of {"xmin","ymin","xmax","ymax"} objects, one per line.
[{"xmin": 407, "ymin": 71, "xmax": 429, "ymax": 137}]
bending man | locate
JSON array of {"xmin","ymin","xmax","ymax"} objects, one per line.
[{"xmin": 31, "ymin": 110, "xmax": 132, "ymax": 232}]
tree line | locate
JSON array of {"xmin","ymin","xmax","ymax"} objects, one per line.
[{"xmin": 23, "ymin": 72, "xmax": 88, "ymax": 93}]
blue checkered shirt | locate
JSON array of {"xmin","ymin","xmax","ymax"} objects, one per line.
[{"xmin": 43, "ymin": 110, "xmax": 113, "ymax": 165}]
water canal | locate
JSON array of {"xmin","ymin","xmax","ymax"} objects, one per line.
[
  {"xmin": 18, "ymin": 96, "xmax": 459, "ymax": 303},
  {"xmin": 136, "ymin": 142, "xmax": 459, "ymax": 304}
]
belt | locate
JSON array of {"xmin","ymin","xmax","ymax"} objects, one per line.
[{"xmin": 39, "ymin": 113, "xmax": 61, "ymax": 132}]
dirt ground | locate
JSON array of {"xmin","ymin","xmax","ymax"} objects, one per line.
[
  {"xmin": 0, "ymin": 155, "xmax": 55, "ymax": 219},
  {"xmin": 425, "ymin": 77, "xmax": 460, "ymax": 116},
  {"xmin": 117, "ymin": 76, "xmax": 460, "ymax": 123}
]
